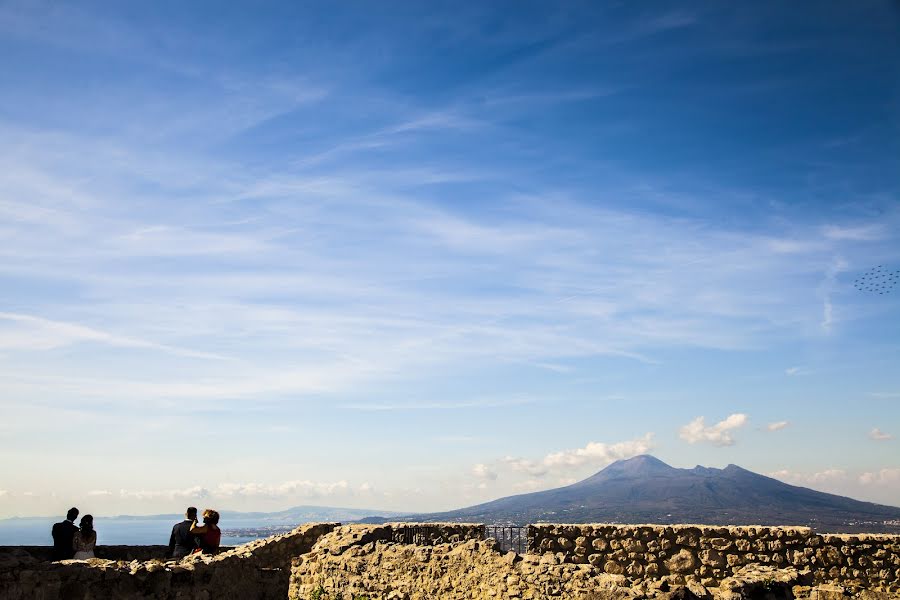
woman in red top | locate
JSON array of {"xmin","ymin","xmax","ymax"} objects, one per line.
[{"xmin": 189, "ymin": 509, "xmax": 221, "ymax": 554}]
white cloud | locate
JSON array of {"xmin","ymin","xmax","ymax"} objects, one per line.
[
  {"xmin": 542, "ymin": 434, "xmax": 655, "ymax": 469},
  {"xmin": 215, "ymin": 480, "xmax": 350, "ymax": 498},
  {"xmin": 766, "ymin": 421, "xmax": 789, "ymax": 432},
  {"xmin": 471, "ymin": 464, "xmax": 497, "ymax": 481},
  {"xmin": 784, "ymin": 367, "xmax": 802, "ymax": 376},
  {"xmin": 769, "ymin": 468, "xmax": 848, "ymax": 486},
  {"xmin": 0, "ymin": 490, "xmax": 7, "ymax": 498},
  {"xmin": 679, "ymin": 414, "xmax": 747, "ymax": 446},
  {"xmin": 502, "ymin": 457, "xmax": 549, "ymax": 478},
  {"xmin": 859, "ymin": 469, "xmax": 900, "ymax": 486},
  {"xmin": 512, "ymin": 479, "xmax": 547, "ymax": 492},
  {"xmin": 118, "ymin": 486, "xmax": 211, "ymax": 501},
  {"xmin": 869, "ymin": 428, "xmax": 893, "ymax": 441},
  {"xmin": 807, "ymin": 469, "xmax": 847, "ymax": 484},
  {"xmin": 499, "ymin": 433, "xmax": 655, "ymax": 479},
  {"xmin": 87, "ymin": 490, "xmax": 114, "ymax": 497},
  {"xmin": 769, "ymin": 467, "xmax": 900, "ymax": 504}
]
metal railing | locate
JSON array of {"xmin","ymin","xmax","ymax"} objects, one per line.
[{"xmin": 484, "ymin": 525, "xmax": 528, "ymax": 554}]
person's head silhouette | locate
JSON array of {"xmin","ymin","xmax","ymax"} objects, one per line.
[
  {"xmin": 186, "ymin": 506, "xmax": 197, "ymax": 521},
  {"xmin": 79, "ymin": 514, "xmax": 94, "ymax": 534},
  {"xmin": 202, "ymin": 509, "xmax": 220, "ymax": 526},
  {"xmin": 66, "ymin": 507, "xmax": 79, "ymax": 522}
]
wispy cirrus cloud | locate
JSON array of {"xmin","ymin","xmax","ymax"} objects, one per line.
[
  {"xmin": 3, "ymin": 118, "xmax": 894, "ymax": 414},
  {"xmin": 0, "ymin": 312, "xmax": 229, "ymax": 360},
  {"xmin": 823, "ymin": 224, "xmax": 887, "ymax": 242},
  {"xmin": 340, "ymin": 397, "xmax": 534, "ymax": 412}
]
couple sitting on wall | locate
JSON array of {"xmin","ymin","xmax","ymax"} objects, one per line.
[
  {"xmin": 51, "ymin": 507, "xmax": 96, "ymax": 560},
  {"xmin": 168, "ymin": 506, "xmax": 221, "ymax": 559}
]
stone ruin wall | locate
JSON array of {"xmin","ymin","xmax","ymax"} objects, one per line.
[
  {"xmin": 0, "ymin": 545, "xmax": 236, "ymax": 563},
  {"xmin": 529, "ymin": 524, "xmax": 900, "ymax": 592},
  {"xmin": 0, "ymin": 523, "xmax": 481, "ymax": 600},
  {"xmin": 2, "ymin": 521, "xmax": 899, "ymax": 599},
  {"xmin": 290, "ymin": 524, "xmax": 900, "ymax": 600},
  {"xmin": 0, "ymin": 523, "xmax": 337, "ymax": 600}
]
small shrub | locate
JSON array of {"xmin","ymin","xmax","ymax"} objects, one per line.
[{"xmin": 310, "ymin": 585, "xmax": 326, "ymax": 600}]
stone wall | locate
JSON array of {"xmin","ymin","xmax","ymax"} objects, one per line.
[
  {"xmin": 4, "ymin": 521, "xmax": 899, "ymax": 599},
  {"xmin": 0, "ymin": 523, "xmax": 337, "ymax": 600},
  {"xmin": 0, "ymin": 545, "xmax": 235, "ymax": 562},
  {"xmin": 529, "ymin": 524, "xmax": 900, "ymax": 593},
  {"xmin": 289, "ymin": 525, "xmax": 854, "ymax": 599},
  {"xmin": 384, "ymin": 522, "xmax": 485, "ymax": 545}
]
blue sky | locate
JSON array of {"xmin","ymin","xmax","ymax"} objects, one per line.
[{"xmin": 1, "ymin": 1, "xmax": 899, "ymax": 517}]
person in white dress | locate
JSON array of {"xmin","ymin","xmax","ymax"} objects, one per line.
[{"xmin": 72, "ymin": 514, "xmax": 96, "ymax": 559}]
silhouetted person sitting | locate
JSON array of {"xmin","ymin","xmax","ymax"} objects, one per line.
[
  {"xmin": 190, "ymin": 509, "xmax": 221, "ymax": 555},
  {"xmin": 168, "ymin": 507, "xmax": 198, "ymax": 559},
  {"xmin": 51, "ymin": 507, "xmax": 79, "ymax": 560},
  {"xmin": 72, "ymin": 514, "xmax": 96, "ymax": 559}
]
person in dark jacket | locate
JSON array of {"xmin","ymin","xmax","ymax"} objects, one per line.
[
  {"xmin": 168, "ymin": 507, "xmax": 199, "ymax": 559},
  {"xmin": 51, "ymin": 507, "xmax": 79, "ymax": 560}
]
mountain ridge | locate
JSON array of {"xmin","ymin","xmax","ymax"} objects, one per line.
[{"xmin": 370, "ymin": 455, "xmax": 900, "ymax": 533}]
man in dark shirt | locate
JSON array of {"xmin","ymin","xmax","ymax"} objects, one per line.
[
  {"xmin": 168, "ymin": 506, "xmax": 198, "ymax": 559},
  {"xmin": 51, "ymin": 507, "xmax": 79, "ymax": 560}
]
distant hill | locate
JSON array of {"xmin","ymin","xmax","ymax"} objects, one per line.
[
  {"xmin": 367, "ymin": 455, "xmax": 900, "ymax": 533},
  {"xmin": 217, "ymin": 505, "xmax": 407, "ymax": 523}
]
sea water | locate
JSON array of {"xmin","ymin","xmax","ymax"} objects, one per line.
[{"xmin": 0, "ymin": 517, "xmax": 280, "ymax": 546}]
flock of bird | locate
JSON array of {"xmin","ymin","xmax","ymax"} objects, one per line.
[{"xmin": 853, "ymin": 265, "xmax": 899, "ymax": 295}]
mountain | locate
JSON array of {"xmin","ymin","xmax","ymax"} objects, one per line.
[{"xmin": 375, "ymin": 455, "xmax": 900, "ymax": 533}]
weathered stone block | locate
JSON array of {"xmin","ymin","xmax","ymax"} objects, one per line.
[
  {"xmin": 698, "ymin": 549, "xmax": 725, "ymax": 569},
  {"xmin": 665, "ymin": 549, "xmax": 698, "ymax": 574},
  {"xmin": 603, "ymin": 560, "xmax": 624, "ymax": 575}
]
